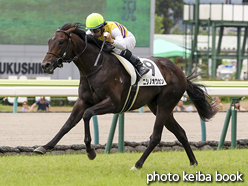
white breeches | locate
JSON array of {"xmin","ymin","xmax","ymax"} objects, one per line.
[{"xmin": 112, "ymin": 31, "xmax": 136, "ymax": 54}]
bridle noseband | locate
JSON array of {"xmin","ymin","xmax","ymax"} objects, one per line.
[{"xmin": 47, "ymin": 29, "xmax": 88, "ymax": 68}]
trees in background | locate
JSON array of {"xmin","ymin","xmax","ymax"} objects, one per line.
[{"xmin": 155, "ymin": 0, "xmax": 183, "ymax": 34}]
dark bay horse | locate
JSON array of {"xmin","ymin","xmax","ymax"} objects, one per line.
[{"xmin": 35, "ymin": 23, "xmax": 218, "ymax": 169}]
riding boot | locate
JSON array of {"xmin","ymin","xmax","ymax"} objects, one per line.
[{"xmin": 120, "ymin": 49, "xmax": 149, "ymax": 77}]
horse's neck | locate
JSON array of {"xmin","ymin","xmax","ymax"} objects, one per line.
[{"xmin": 73, "ymin": 39, "xmax": 100, "ymax": 76}]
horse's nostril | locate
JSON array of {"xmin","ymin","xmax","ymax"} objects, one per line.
[{"xmin": 42, "ymin": 62, "xmax": 51, "ymax": 69}]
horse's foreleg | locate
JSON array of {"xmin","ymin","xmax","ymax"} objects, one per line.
[
  {"xmin": 82, "ymin": 98, "xmax": 115, "ymax": 160},
  {"xmin": 165, "ymin": 114, "xmax": 198, "ymax": 166},
  {"xmin": 34, "ymin": 99, "xmax": 87, "ymax": 154},
  {"xmin": 83, "ymin": 119, "xmax": 96, "ymax": 160}
]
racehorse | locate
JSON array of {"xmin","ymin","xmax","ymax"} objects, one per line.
[{"xmin": 34, "ymin": 23, "xmax": 218, "ymax": 169}]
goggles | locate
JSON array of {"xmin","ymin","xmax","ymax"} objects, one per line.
[{"xmin": 90, "ymin": 28, "xmax": 101, "ymax": 33}]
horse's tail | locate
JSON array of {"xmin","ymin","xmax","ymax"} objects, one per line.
[{"xmin": 186, "ymin": 73, "xmax": 219, "ymax": 122}]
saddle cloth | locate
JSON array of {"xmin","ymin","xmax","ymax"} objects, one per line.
[
  {"xmin": 112, "ymin": 53, "xmax": 167, "ymax": 113},
  {"xmin": 112, "ymin": 53, "xmax": 167, "ymax": 86}
]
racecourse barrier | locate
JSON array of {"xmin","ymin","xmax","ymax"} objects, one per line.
[
  {"xmin": 1, "ymin": 80, "xmax": 248, "ymax": 112},
  {"xmin": 0, "ymin": 139, "xmax": 248, "ymax": 156},
  {"xmin": 1, "ymin": 139, "xmax": 248, "ymax": 156},
  {"xmin": 0, "ymin": 80, "xmax": 248, "ymax": 150},
  {"xmin": 217, "ymin": 97, "xmax": 245, "ymax": 150}
]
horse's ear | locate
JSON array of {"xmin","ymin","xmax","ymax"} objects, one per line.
[{"xmin": 66, "ymin": 27, "xmax": 77, "ymax": 34}]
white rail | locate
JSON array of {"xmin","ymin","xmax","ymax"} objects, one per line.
[{"xmin": 0, "ymin": 87, "xmax": 247, "ymax": 97}]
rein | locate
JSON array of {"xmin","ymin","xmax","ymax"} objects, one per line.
[{"xmin": 47, "ymin": 30, "xmax": 88, "ymax": 68}]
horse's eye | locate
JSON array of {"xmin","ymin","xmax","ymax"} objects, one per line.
[{"xmin": 58, "ymin": 40, "xmax": 64, "ymax": 46}]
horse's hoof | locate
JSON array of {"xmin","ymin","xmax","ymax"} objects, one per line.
[
  {"xmin": 190, "ymin": 162, "xmax": 198, "ymax": 167},
  {"xmin": 34, "ymin": 146, "xmax": 47, "ymax": 154},
  {"xmin": 87, "ymin": 149, "xmax": 96, "ymax": 160},
  {"xmin": 130, "ymin": 166, "xmax": 138, "ymax": 171}
]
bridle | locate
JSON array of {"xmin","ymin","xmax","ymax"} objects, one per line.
[
  {"xmin": 47, "ymin": 28, "xmax": 105, "ymax": 78},
  {"xmin": 47, "ymin": 29, "xmax": 88, "ymax": 68}
]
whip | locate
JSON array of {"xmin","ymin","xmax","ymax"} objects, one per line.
[{"xmin": 94, "ymin": 32, "xmax": 108, "ymax": 66}]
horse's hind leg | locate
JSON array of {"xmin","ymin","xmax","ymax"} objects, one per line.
[
  {"xmin": 147, "ymin": 101, "xmax": 157, "ymax": 115},
  {"xmin": 165, "ymin": 113, "xmax": 198, "ymax": 166},
  {"xmin": 132, "ymin": 108, "xmax": 166, "ymax": 169}
]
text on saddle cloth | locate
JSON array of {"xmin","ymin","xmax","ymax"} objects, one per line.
[{"xmin": 139, "ymin": 58, "xmax": 167, "ymax": 86}]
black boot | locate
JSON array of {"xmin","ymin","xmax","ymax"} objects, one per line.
[
  {"xmin": 133, "ymin": 58, "xmax": 150, "ymax": 77},
  {"xmin": 120, "ymin": 49, "xmax": 149, "ymax": 77}
]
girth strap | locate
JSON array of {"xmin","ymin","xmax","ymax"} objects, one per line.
[{"xmin": 118, "ymin": 83, "xmax": 139, "ymax": 114}]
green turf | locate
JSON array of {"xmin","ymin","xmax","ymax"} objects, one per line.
[
  {"xmin": 0, "ymin": 104, "xmax": 14, "ymax": 112},
  {"xmin": 0, "ymin": 149, "xmax": 247, "ymax": 185}
]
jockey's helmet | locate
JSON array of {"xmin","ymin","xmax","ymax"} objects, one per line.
[{"xmin": 86, "ymin": 13, "xmax": 105, "ymax": 29}]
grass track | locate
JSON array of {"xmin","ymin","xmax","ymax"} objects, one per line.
[{"xmin": 0, "ymin": 149, "xmax": 247, "ymax": 186}]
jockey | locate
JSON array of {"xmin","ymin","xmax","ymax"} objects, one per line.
[{"xmin": 85, "ymin": 13, "xmax": 149, "ymax": 77}]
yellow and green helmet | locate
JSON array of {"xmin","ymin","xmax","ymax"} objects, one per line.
[{"xmin": 86, "ymin": 13, "xmax": 105, "ymax": 29}]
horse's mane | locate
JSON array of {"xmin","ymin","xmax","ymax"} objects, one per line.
[
  {"xmin": 60, "ymin": 23, "xmax": 86, "ymax": 41},
  {"xmin": 59, "ymin": 23, "xmax": 113, "ymax": 52}
]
